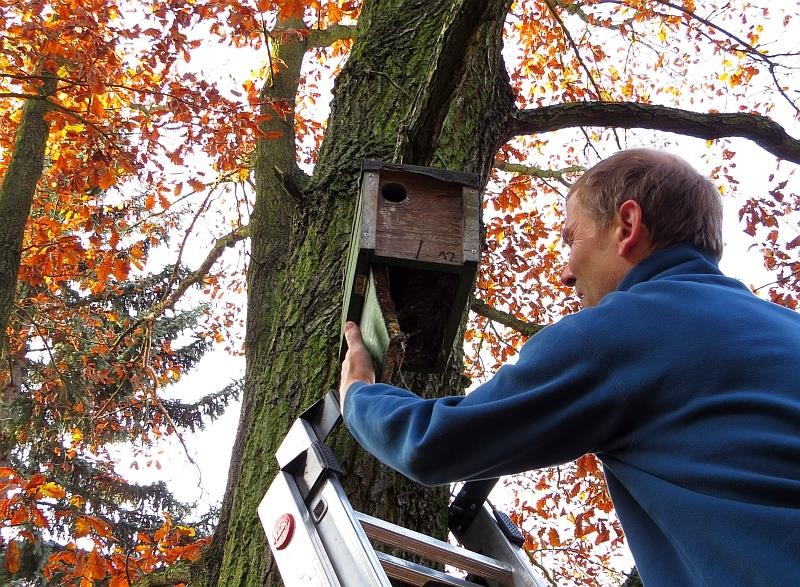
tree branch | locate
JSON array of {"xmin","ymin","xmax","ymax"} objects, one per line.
[
  {"xmin": 550, "ymin": 0, "xmax": 635, "ymax": 30},
  {"xmin": 257, "ymin": 18, "xmax": 310, "ymax": 195},
  {"xmin": 542, "ymin": 0, "xmax": 604, "ymax": 100},
  {"xmin": 131, "ymin": 560, "xmax": 193, "ymax": 587},
  {"xmin": 108, "ymin": 225, "xmax": 250, "ymax": 356},
  {"xmin": 471, "ymin": 299, "xmax": 545, "ymax": 337},
  {"xmin": 541, "ymin": 0, "xmax": 624, "ymax": 148},
  {"xmin": 0, "ymin": 92, "xmax": 43, "ymax": 101},
  {"xmin": 143, "ymin": 225, "xmax": 250, "ymax": 321},
  {"xmin": 495, "ymin": 160, "xmax": 583, "ymax": 186},
  {"xmin": 509, "ymin": 102, "xmax": 800, "ymax": 164},
  {"xmin": 396, "ymin": 0, "xmax": 504, "ymax": 165},
  {"xmin": 0, "ymin": 73, "xmax": 56, "ymax": 361},
  {"xmin": 308, "ymin": 24, "xmax": 357, "ymax": 48},
  {"xmin": 601, "ymin": 0, "xmax": 800, "ymax": 114}
]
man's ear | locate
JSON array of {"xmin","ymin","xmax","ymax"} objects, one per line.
[{"xmin": 615, "ymin": 199, "xmax": 649, "ymax": 258}]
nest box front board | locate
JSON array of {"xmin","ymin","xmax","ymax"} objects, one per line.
[{"xmin": 341, "ymin": 160, "xmax": 482, "ymax": 379}]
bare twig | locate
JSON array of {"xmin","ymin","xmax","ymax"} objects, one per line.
[
  {"xmin": 108, "ymin": 225, "xmax": 250, "ymax": 355},
  {"xmin": 495, "ymin": 160, "xmax": 583, "ymax": 187},
  {"xmin": 753, "ymin": 266, "xmax": 800, "ymax": 293},
  {"xmin": 471, "ymin": 299, "xmax": 545, "ymax": 337},
  {"xmin": 140, "ymin": 322, "xmax": 203, "ymax": 493},
  {"xmin": 170, "ymin": 188, "xmax": 217, "ymax": 292},
  {"xmin": 526, "ymin": 550, "xmax": 559, "ymax": 587}
]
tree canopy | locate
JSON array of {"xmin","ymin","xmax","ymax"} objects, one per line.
[{"xmin": 1, "ymin": 0, "xmax": 798, "ymax": 585}]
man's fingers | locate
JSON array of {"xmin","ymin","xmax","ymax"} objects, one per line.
[
  {"xmin": 339, "ymin": 321, "xmax": 375, "ymax": 409},
  {"xmin": 344, "ymin": 321, "xmax": 364, "ymax": 349}
]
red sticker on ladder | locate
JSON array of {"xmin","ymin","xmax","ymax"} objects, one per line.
[{"xmin": 273, "ymin": 513, "xmax": 295, "ymax": 550}]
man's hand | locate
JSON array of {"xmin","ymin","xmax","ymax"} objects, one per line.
[{"xmin": 339, "ymin": 321, "xmax": 376, "ymax": 410}]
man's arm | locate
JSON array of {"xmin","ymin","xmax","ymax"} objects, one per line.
[
  {"xmin": 339, "ymin": 321, "xmax": 375, "ymax": 410},
  {"xmin": 339, "ymin": 317, "xmax": 631, "ymax": 485}
]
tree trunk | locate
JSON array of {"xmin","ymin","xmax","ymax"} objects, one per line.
[
  {"xmin": 210, "ymin": 1, "xmax": 515, "ymax": 584},
  {"xmin": 0, "ymin": 75, "xmax": 55, "ymax": 457}
]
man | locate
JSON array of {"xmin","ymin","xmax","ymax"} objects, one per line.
[{"xmin": 339, "ymin": 149, "xmax": 800, "ymax": 585}]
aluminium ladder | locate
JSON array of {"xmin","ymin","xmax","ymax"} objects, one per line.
[{"xmin": 258, "ymin": 392, "xmax": 548, "ymax": 586}]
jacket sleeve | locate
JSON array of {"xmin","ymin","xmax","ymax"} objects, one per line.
[{"xmin": 342, "ymin": 317, "xmax": 631, "ymax": 486}]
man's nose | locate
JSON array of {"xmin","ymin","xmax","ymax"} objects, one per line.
[{"xmin": 560, "ymin": 265, "xmax": 576, "ymax": 287}]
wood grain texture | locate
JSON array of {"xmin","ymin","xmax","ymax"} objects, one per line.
[{"xmin": 375, "ymin": 170, "xmax": 464, "ymax": 265}]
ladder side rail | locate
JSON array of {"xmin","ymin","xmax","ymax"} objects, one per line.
[
  {"xmin": 449, "ymin": 478, "xmax": 499, "ymax": 535},
  {"xmin": 274, "ymin": 391, "xmax": 341, "ymax": 469},
  {"xmin": 303, "ymin": 472, "xmax": 392, "ymax": 585},
  {"xmin": 299, "ymin": 390, "xmax": 342, "ymax": 442},
  {"xmin": 357, "ymin": 511, "xmax": 513, "ymax": 583},
  {"xmin": 454, "ymin": 504, "xmax": 550, "ymax": 587},
  {"xmin": 258, "ymin": 471, "xmax": 343, "ymax": 585},
  {"xmin": 261, "ymin": 395, "xmax": 392, "ymax": 586}
]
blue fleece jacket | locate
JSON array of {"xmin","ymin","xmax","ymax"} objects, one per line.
[{"xmin": 343, "ymin": 244, "xmax": 800, "ymax": 586}]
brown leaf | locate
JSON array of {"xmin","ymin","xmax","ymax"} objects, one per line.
[
  {"xmin": 548, "ymin": 527, "xmax": 561, "ymax": 547},
  {"xmin": 86, "ymin": 549, "xmax": 106, "ymax": 581},
  {"xmin": 5, "ymin": 540, "xmax": 21, "ymax": 574}
]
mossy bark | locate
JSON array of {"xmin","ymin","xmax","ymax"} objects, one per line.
[{"xmin": 210, "ymin": 1, "xmax": 515, "ymax": 584}]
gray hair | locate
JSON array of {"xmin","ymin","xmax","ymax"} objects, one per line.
[{"xmin": 569, "ymin": 149, "xmax": 724, "ymax": 259}]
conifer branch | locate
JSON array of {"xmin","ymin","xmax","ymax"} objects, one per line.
[{"xmin": 471, "ymin": 299, "xmax": 545, "ymax": 337}]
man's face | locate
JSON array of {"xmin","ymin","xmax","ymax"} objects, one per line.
[{"xmin": 560, "ymin": 196, "xmax": 627, "ymax": 307}]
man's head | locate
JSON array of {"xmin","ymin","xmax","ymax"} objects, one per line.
[{"xmin": 561, "ymin": 149, "xmax": 723, "ymax": 307}]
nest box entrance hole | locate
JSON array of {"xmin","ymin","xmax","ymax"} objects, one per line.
[{"xmin": 381, "ymin": 182, "xmax": 408, "ymax": 203}]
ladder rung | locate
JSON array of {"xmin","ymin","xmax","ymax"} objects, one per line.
[
  {"xmin": 375, "ymin": 551, "xmax": 487, "ymax": 587},
  {"xmin": 357, "ymin": 511, "xmax": 513, "ymax": 583}
]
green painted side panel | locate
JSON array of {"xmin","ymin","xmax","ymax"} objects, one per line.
[{"xmin": 359, "ymin": 269, "xmax": 391, "ymax": 377}]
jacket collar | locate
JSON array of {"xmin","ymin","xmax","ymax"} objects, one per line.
[{"xmin": 618, "ymin": 244, "xmax": 721, "ymax": 292}]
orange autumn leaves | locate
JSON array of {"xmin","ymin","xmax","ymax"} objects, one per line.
[
  {"xmin": 3, "ymin": 0, "xmax": 798, "ymax": 585},
  {"xmin": 41, "ymin": 514, "xmax": 209, "ymax": 586},
  {"xmin": 2, "ymin": 1, "xmax": 358, "ymax": 584},
  {"xmin": 2, "ymin": 467, "xmax": 207, "ymax": 585}
]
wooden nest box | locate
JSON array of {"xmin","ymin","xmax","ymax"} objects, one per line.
[{"xmin": 341, "ymin": 160, "xmax": 482, "ymax": 381}]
